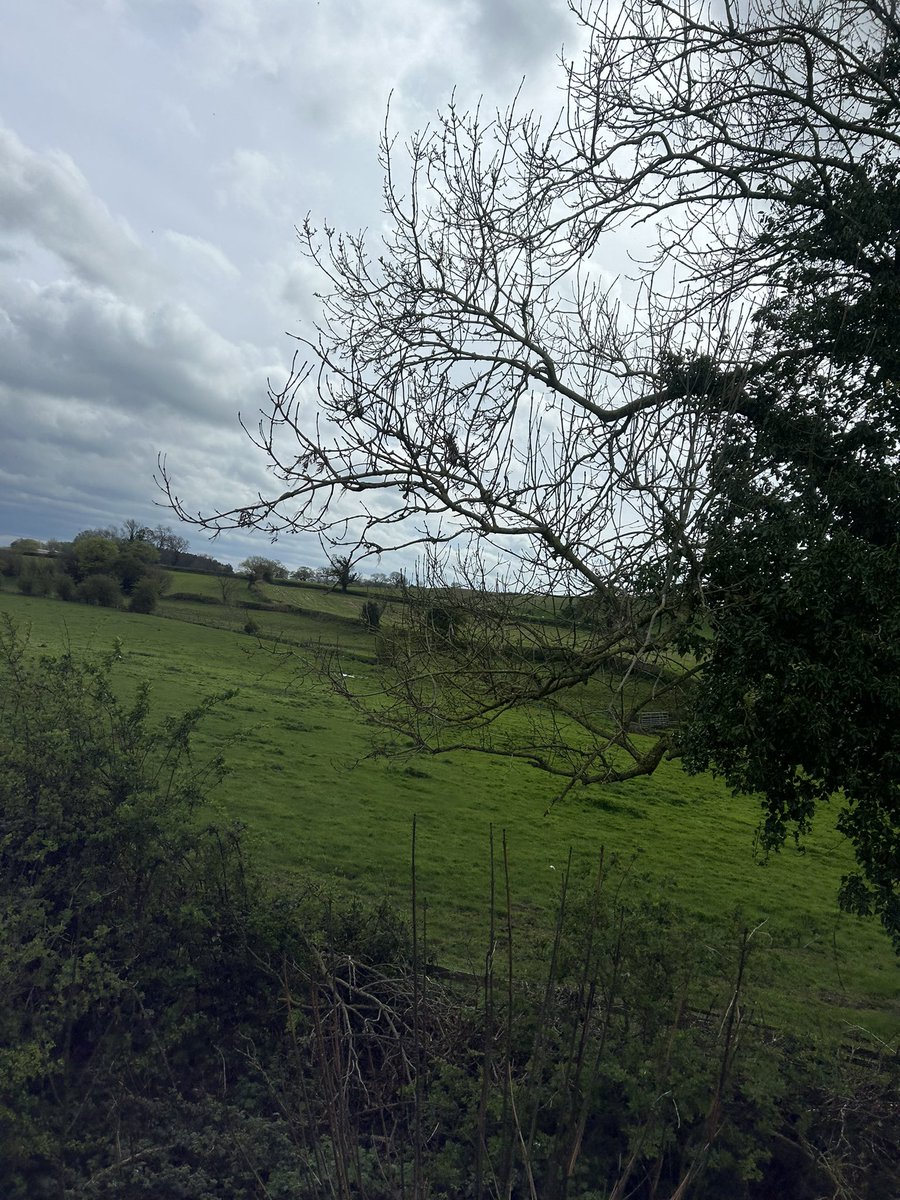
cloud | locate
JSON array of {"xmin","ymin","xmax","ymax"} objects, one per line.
[
  {"xmin": 0, "ymin": 121, "xmax": 291, "ymax": 553},
  {"xmin": 468, "ymin": 0, "xmax": 574, "ymax": 79},
  {"xmin": 0, "ymin": 293, "xmax": 282, "ymax": 555},
  {"xmin": 181, "ymin": 0, "xmax": 488, "ymax": 136},
  {"xmin": 0, "ymin": 123, "xmax": 158, "ymax": 296},
  {"xmin": 0, "ymin": 275, "xmax": 276, "ymax": 424},
  {"xmin": 215, "ymin": 148, "xmax": 286, "ymax": 216},
  {"xmin": 0, "ymin": 0, "xmax": 580, "ymax": 572},
  {"xmin": 163, "ymin": 230, "xmax": 240, "ymax": 277}
]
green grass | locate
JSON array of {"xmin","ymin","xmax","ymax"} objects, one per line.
[{"xmin": 1, "ymin": 586, "xmax": 897, "ymax": 1045}]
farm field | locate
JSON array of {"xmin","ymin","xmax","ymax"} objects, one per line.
[{"xmin": 0, "ymin": 582, "xmax": 897, "ymax": 1045}]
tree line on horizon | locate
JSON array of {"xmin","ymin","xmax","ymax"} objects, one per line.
[{"xmin": 0, "ymin": 523, "xmax": 233, "ymax": 614}]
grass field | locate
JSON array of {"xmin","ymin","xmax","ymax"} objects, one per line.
[{"xmin": 1, "ymin": 580, "xmax": 897, "ymax": 1044}]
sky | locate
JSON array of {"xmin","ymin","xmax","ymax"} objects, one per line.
[{"xmin": 0, "ymin": 0, "xmax": 577, "ymax": 571}]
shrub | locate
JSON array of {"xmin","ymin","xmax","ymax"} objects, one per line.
[
  {"xmin": 240, "ymin": 555, "xmax": 286, "ymax": 583},
  {"xmin": 0, "ymin": 551, "xmax": 21, "ymax": 578},
  {"xmin": 75, "ymin": 573, "xmax": 121, "ymax": 607},
  {"xmin": 16, "ymin": 563, "xmax": 54, "ymax": 597},
  {"xmin": 55, "ymin": 574, "xmax": 75, "ymax": 601},
  {"xmin": 0, "ymin": 621, "xmax": 303, "ymax": 1196},
  {"xmin": 129, "ymin": 577, "xmax": 160, "ymax": 613},
  {"xmin": 425, "ymin": 602, "xmax": 467, "ymax": 641},
  {"xmin": 361, "ymin": 599, "xmax": 383, "ymax": 629},
  {"xmin": 243, "ymin": 616, "xmax": 261, "ymax": 635}
]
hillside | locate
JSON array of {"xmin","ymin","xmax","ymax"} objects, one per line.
[{"xmin": 0, "ymin": 580, "xmax": 896, "ymax": 1043}]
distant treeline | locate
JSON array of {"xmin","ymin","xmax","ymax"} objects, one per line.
[
  {"xmin": 0, "ymin": 522, "xmax": 234, "ymax": 614},
  {"xmin": 6, "ymin": 523, "xmax": 234, "ymax": 575}
]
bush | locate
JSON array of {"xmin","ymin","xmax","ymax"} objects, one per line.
[
  {"xmin": 425, "ymin": 601, "xmax": 467, "ymax": 641},
  {"xmin": 0, "ymin": 552, "xmax": 21, "ymax": 578},
  {"xmin": 0, "ymin": 620, "xmax": 308, "ymax": 1197},
  {"xmin": 16, "ymin": 563, "xmax": 55, "ymax": 597},
  {"xmin": 55, "ymin": 574, "xmax": 75, "ymax": 601},
  {"xmin": 129, "ymin": 577, "xmax": 160, "ymax": 613},
  {"xmin": 361, "ymin": 599, "xmax": 383, "ymax": 629},
  {"xmin": 240, "ymin": 555, "xmax": 286, "ymax": 583},
  {"xmin": 75, "ymin": 573, "xmax": 121, "ymax": 607},
  {"xmin": 243, "ymin": 616, "xmax": 261, "ymax": 635}
]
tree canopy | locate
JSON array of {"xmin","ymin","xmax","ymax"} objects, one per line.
[
  {"xmin": 240, "ymin": 554, "xmax": 287, "ymax": 583},
  {"xmin": 163, "ymin": 0, "xmax": 900, "ymax": 943}
]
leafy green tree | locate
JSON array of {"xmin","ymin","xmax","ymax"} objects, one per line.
[
  {"xmin": 129, "ymin": 576, "xmax": 160, "ymax": 613},
  {"xmin": 15, "ymin": 560, "xmax": 55, "ymax": 597},
  {"xmin": 72, "ymin": 526, "xmax": 118, "ymax": 544},
  {"xmin": 0, "ymin": 551, "xmax": 20, "ymax": 578},
  {"xmin": 75, "ymin": 573, "xmax": 120, "ymax": 607},
  {"xmin": 240, "ymin": 555, "xmax": 286, "ymax": 583},
  {"xmin": 114, "ymin": 537, "xmax": 159, "ymax": 593},
  {"xmin": 68, "ymin": 534, "xmax": 118, "ymax": 581},
  {"xmin": 679, "ymin": 157, "xmax": 900, "ymax": 944},
  {"xmin": 57, "ymin": 531, "xmax": 161, "ymax": 595},
  {"xmin": 55, "ymin": 574, "xmax": 75, "ymax": 602}
]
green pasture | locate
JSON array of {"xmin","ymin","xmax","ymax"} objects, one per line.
[
  {"xmin": 261, "ymin": 579, "xmax": 391, "ymax": 620},
  {"xmin": 0, "ymin": 585, "xmax": 896, "ymax": 1045}
]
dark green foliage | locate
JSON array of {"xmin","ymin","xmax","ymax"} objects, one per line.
[
  {"xmin": 0, "ymin": 622, "xmax": 306, "ymax": 1196},
  {"xmin": 0, "ymin": 551, "xmax": 21, "ymax": 578},
  {"xmin": 59, "ymin": 529, "xmax": 163, "ymax": 596},
  {"xmin": 15, "ymin": 561, "xmax": 55, "ymax": 598},
  {"xmin": 75, "ymin": 573, "xmax": 121, "ymax": 607},
  {"xmin": 55, "ymin": 574, "xmax": 75, "ymax": 602},
  {"xmin": 755, "ymin": 156, "xmax": 900, "ymax": 381},
  {"xmin": 561, "ymin": 588, "xmax": 626, "ymax": 634},
  {"xmin": 424, "ymin": 602, "xmax": 466, "ymax": 641},
  {"xmin": 69, "ymin": 535, "xmax": 119, "ymax": 581},
  {"xmin": 129, "ymin": 577, "xmax": 160, "ymax": 613},
  {"xmin": 680, "ymin": 155, "xmax": 900, "ymax": 948},
  {"xmin": 115, "ymin": 538, "xmax": 159, "ymax": 593}
]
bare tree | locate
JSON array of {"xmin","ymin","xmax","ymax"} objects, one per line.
[
  {"xmin": 149, "ymin": 524, "xmax": 190, "ymax": 561},
  {"xmin": 326, "ymin": 555, "xmax": 359, "ymax": 593},
  {"xmin": 162, "ymin": 0, "xmax": 900, "ymax": 789},
  {"xmin": 121, "ymin": 518, "xmax": 151, "ymax": 542}
]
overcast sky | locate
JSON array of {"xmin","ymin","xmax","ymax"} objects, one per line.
[{"xmin": 0, "ymin": 0, "xmax": 577, "ymax": 569}]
